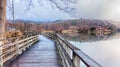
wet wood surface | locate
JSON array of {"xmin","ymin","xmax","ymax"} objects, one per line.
[{"xmin": 8, "ymin": 35, "xmax": 62, "ymax": 67}]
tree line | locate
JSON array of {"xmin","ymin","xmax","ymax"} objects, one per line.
[{"xmin": 6, "ymin": 18, "xmax": 117, "ymax": 33}]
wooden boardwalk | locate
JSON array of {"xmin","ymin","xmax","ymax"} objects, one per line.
[{"xmin": 8, "ymin": 35, "xmax": 62, "ymax": 67}]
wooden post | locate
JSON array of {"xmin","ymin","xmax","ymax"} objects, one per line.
[
  {"xmin": 0, "ymin": 1, "xmax": 6, "ymax": 66},
  {"xmin": 0, "ymin": 63, "xmax": 3, "ymax": 67},
  {"xmin": 16, "ymin": 37, "xmax": 19, "ymax": 55},
  {"xmin": 0, "ymin": 0, "xmax": 6, "ymax": 39},
  {"xmin": 73, "ymin": 54, "xmax": 80, "ymax": 67}
]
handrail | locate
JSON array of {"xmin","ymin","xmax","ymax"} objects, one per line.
[
  {"xmin": 74, "ymin": 50, "xmax": 101, "ymax": 67},
  {"xmin": 56, "ymin": 34, "xmax": 79, "ymax": 50},
  {"xmin": 0, "ymin": 34, "xmax": 39, "ymax": 67},
  {"xmin": 0, "ymin": 32, "xmax": 40, "ymax": 46},
  {"xmin": 48, "ymin": 33, "xmax": 102, "ymax": 67}
]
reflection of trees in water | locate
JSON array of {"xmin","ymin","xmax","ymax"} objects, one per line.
[
  {"xmin": 108, "ymin": 32, "xmax": 120, "ymax": 39},
  {"xmin": 60, "ymin": 32, "xmax": 118, "ymax": 42}
]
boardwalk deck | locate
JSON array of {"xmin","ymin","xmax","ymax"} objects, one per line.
[{"xmin": 8, "ymin": 35, "xmax": 62, "ymax": 67}]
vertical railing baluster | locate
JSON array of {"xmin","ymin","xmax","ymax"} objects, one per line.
[
  {"xmin": 16, "ymin": 37, "xmax": 19, "ymax": 55},
  {"xmin": 73, "ymin": 53, "xmax": 80, "ymax": 67}
]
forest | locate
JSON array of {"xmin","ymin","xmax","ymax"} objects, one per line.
[{"xmin": 6, "ymin": 18, "xmax": 117, "ymax": 34}]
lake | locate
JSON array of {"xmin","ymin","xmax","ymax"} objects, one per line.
[{"xmin": 60, "ymin": 32, "xmax": 120, "ymax": 67}]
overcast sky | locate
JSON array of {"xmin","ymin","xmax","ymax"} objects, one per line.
[{"xmin": 7, "ymin": 0, "xmax": 120, "ymax": 22}]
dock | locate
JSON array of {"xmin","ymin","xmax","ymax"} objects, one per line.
[{"xmin": 0, "ymin": 33, "xmax": 102, "ymax": 67}]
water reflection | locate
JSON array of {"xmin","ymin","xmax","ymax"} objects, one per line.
[
  {"xmin": 60, "ymin": 32, "xmax": 120, "ymax": 67},
  {"xmin": 60, "ymin": 32, "xmax": 116, "ymax": 42}
]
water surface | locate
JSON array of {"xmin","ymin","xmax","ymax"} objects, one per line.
[{"xmin": 60, "ymin": 33, "xmax": 120, "ymax": 67}]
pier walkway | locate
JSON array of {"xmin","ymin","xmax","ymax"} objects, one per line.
[
  {"xmin": 0, "ymin": 33, "xmax": 102, "ymax": 67},
  {"xmin": 8, "ymin": 35, "xmax": 62, "ymax": 67}
]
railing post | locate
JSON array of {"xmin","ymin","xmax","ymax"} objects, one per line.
[
  {"xmin": 27, "ymin": 35, "xmax": 30, "ymax": 48},
  {"xmin": 73, "ymin": 53, "xmax": 80, "ymax": 67},
  {"xmin": 0, "ymin": 55, "xmax": 3, "ymax": 67},
  {"xmin": 16, "ymin": 37, "xmax": 19, "ymax": 55},
  {"xmin": 0, "ymin": 40, "xmax": 3, "ymax": 67},
  {"xmin": 0, "ymin": 63, "xmax": 3, "ymax": 67}
]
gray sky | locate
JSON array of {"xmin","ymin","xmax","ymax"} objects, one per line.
[{"xmin": 7, "ymin": 0, "xmax": 120, "ymax": 22}]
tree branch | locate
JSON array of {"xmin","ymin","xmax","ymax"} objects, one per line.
[
  {"xmin": 21, "ymin": 0, "xmax": 34, "ymax": 11},
  {"xmin": 48, "ymin": 0, "xmax": 76, "ymax": 13},
  {"xmin": 22, "ymin": 0, "xmax": 77, "ymax": 13}
]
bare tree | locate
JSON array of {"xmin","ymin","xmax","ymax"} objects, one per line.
[
  {"xmin": 0, "ymin": 0, "xmax": 6, "ymax": 39},
  {"xmin": 0, "ymin": 0, "xmax": 77, "ymax": 39}
]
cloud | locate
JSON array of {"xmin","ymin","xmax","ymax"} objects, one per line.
[
  {"xmin": 7, "ymin": 0, "xmax": 120, "ymax": 21},
  {"xmin": 74, "ymin": 0, "xmax": 120, "ymax": 21}
]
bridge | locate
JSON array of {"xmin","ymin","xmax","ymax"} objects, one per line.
[{"xmin": 0, "ymin": 32, "xmax": 102, "ymax": 67}]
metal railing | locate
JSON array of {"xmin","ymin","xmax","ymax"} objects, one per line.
[
  {"xmin": 0, "ymin": 33, "xmax": 39, "ymax": 67},
  {"xmin": 48, "ymin": 33, "xmax": 102, "ymax": 67}
]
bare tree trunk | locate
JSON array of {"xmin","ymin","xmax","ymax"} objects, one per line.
[{"xmin": 0, "ymin": 0, "xmax": 6, "ymax": 39}]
